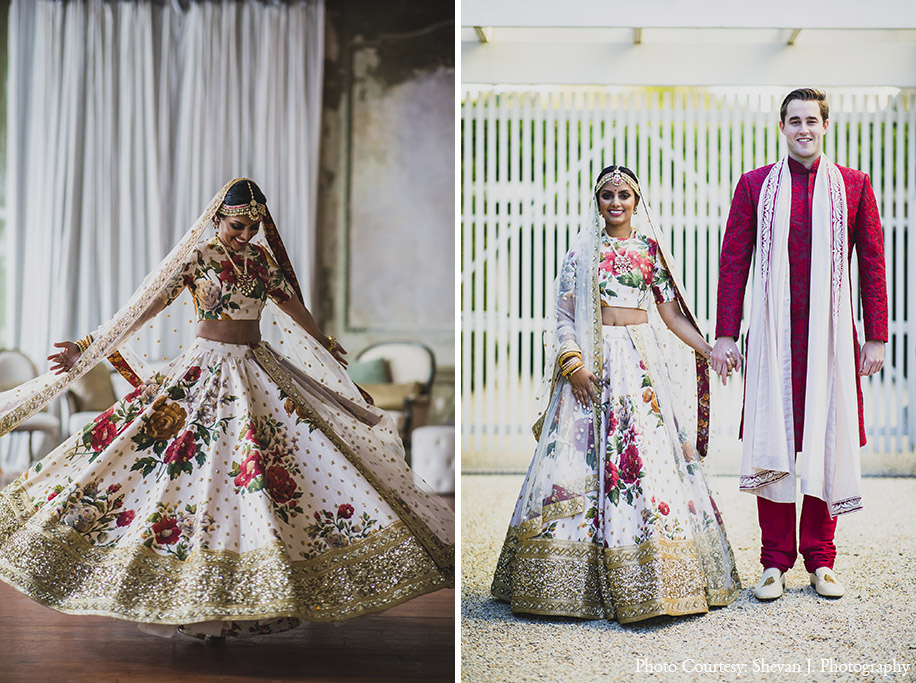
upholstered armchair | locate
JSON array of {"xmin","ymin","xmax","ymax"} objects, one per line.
[
  {"xmin": 349, "ymin": 342, "xmax": 435, "ymax": 450},
  {"xmin": 62, "ymin": 364, "xmax": 131, "ymax": 436},
  {"xmin": 0, "ymin": 350, "xmax": 61, "ymax": 463}
]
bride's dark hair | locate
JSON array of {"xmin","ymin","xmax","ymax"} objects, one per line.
[{"xmin": 223, "ymin": 179, "xmax": 267, "ymax": 206}]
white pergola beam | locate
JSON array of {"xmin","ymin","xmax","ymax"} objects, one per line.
[
  {"xmin": 462, "ymin": 42, "xmax": 916, "ymax": 86},
  {"xmin": 462, "ymin": 0, "xmax": 916, "ymax": 30}
]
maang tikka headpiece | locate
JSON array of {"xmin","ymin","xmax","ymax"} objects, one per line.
[
  {"xmin": 594, "ymin": 168, "xmax": 641, "ymax": 197},
  {"xmin": 217, "ymin": 180, "xmax": 268, "ymax": 221}
]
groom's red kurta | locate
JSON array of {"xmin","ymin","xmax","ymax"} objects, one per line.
[{"xmin": 716, "ymin": 157, "xmax": 888, "ymax": 451}]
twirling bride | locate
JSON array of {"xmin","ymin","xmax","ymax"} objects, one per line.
[{"xmin": 0, "ymin": 178, "xmax": 454, "ymax": 638}]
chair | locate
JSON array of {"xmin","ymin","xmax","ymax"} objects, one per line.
[
  {"xmin": 410, "ymin": 425, "xmax": 455, "ymax": 495},
  {"xmin": 352, "ymin": 342, "xmax": 436, "ymax": 448},
  {"xmin": 63, "ymin": 364, "xmax": 122, "ymax": 435},
  {"xmin": 0, "ymin": 350, "xmax": 61, "ymax": 463}
]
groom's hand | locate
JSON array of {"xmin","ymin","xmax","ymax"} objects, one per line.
[{"xmin": 858, "ymin": 340, "xmax": 885, "ymax": 376}]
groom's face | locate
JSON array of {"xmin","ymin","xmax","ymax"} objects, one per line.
[{"xmin": 779, "ymin": 100, "xmax": 828, "ymax": 165}]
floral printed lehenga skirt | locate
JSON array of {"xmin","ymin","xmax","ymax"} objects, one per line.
[
  {"xmin": 492, "ymin": 325, "xmax": 740, "ymax": 623},
  {"xmin": 0, "ymin": 338, "xmax": 452, "ymax": 637}
]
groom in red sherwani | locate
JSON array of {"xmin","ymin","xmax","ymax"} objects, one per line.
[{"xmin": 711, "ymin": 88, "xmax": 887, "ymax": 601}]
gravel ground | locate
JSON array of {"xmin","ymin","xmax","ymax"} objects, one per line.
[{"xmin": 461, "ymin": 473, "xmax": 916, "ymax": 682}]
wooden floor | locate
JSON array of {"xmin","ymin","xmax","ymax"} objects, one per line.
[
  {"xmin": 0, "ymin": 582, "xmax": 455, "ymax": 682},
  {"xmin": 0, "ymin": 488, "xmax": 455, "ymax": 682}
]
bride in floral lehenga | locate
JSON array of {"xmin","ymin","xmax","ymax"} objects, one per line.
[
  {"xmin": 0, "ymin": 178, "xmax": 453, "ymax": 638},
  {"xmin": 491, "ymin": 165, "xmax": 739, "ymax": 623}
]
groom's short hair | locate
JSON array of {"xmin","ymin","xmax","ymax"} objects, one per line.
[{"xmin": 780, "ymin": 88, "xmax": 829, "ymax": 123}]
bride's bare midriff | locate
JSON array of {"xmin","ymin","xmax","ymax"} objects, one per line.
[
  {"xmin": 602, "ymin": 306, "xmax": 648, "ymax": 326},
  {"xmin": 196, "ymin": 320, "xmax": 261, "ymax": 345}
]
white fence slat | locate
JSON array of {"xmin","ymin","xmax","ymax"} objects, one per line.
[
  {"xmin": 505, "ymin": 95, "xmax": 518, "ymax": 446},
  {"xmin": 696, "ymin": 92, "xmax": 709, "ymax": 326},
  {"xmin": 882, "ymin": 95, "xmax": 894, "ymax": 453},
  {"xmin": 908, "ymin": 93, "xmax": 916, "ymax": 446},
  {"xmin": 661, "ymin": 92, "xmax": 672, "ymax": 249},
  {"xmin": 460, "ymin": 95, "xmax": 473, "ymax": 454},
  {"xmin": 544, "ymin": 93, "xmax": 557, "ymax": 422},
  {"xmin": 684, "ymin": 92, "xmax": 697, "ymax": 314},
  {"xmin": 707, "ymin": 94, "xmax": 722, "ymax": 330},
  {"xmin": 520, "ymin": 93, "xmax": 532, "ymax": 443},
  {"xmin": 495, "ymin": 97, "xmax": 509, "ymax": 453},
  {"xmin": 482, "ymin": 92, "xmax": 495, "ymax": 452},
  {"xmin": 894, "ymin": 94, "xmax": 906, "ymax": 452},
  {"xmin": 637, "ymin": 92, "xmax": 649, "ymax": 223},
  {"xmin": 626, "ymin": 93, "xmax": 638, "ymax": 196}
]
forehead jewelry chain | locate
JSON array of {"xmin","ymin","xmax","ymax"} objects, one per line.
[
  {"xmin": 215, "ymin": 235, "xmax": 257, "ymax": 297},
  {"xmin": 594, "ymin": 168, "xmax": 641, "ymax": 196}
]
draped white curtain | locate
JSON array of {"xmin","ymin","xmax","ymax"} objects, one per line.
[
  {"xmin": 2, "ymin": 0, "xmax": 324, "ymax": 469},
  {"xmin": 5, "ymin": 0, "xmax": 325, "ymax": 359}
]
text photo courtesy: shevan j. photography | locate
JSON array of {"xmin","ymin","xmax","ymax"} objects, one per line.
[
  {"xmin": 0, "ymin": 1, "xmax": 456, "ymax": 681},
  {"xmin": 460, "ymin": 1, "xmax": 916, "ymax": 681}
]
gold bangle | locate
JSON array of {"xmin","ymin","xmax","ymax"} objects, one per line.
[
  {"xmin": 560, "ymin": 355, "xmax": 582, "ymax": 371},
  {"xmin": 560, "ymin": 359, "xmax": 577, "ymax": 373},
  {"xmin": 75, "ymin": 334, "xmax": 94, "ymax": 353},
  {"xmin": 559, "ymin": 352, "xmax": 582, "ymax": 367},
  {"xmin": 560, "ymin": 359, "xmax": 584, "ymax": 378}
]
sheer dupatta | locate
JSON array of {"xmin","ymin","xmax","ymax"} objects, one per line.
[
  {"xmin": 0, "ymin": 180, "xmax": 234, "ymax": 435},
  {"xmin": 513, "ymin": 178, "xmax": 711, "ymax": 539},
  {"xmin": 0, "ymin": 178, "xmax": 454, "ymax": 571}
]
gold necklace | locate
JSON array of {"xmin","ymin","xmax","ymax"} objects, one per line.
[{"xmin": 215, "ymin": 237, "xmax": 258, "ymax": 296}]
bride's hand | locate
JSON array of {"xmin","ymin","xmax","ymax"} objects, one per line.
[
  {"xmin": 47, "ymin": 341, "xmax": 81, "ymax": 375},
  {"xmin": 323, "ymin": 336, "xmax": 348, "ymax": 367},
  {"xmin": 568, "ymin": 367, "xmax": 600, "ymax": 408}
]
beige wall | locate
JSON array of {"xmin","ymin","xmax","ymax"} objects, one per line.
[{"xmin": 316, "ymin": 2, "xmax": 455, "ymax": 424}]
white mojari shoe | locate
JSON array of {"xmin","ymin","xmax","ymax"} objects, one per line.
[
  {"xmin": 809, "ymin": 567, "xmax": 845, "ymax": 598},
  {"xmin": 753, "ymin": 567, "xmax": 785, "ymax": 601}
]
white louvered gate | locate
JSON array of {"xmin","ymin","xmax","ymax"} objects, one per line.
[{"xmin": 461, "ymin": 87, "xmax": 916, "ymax": 471}]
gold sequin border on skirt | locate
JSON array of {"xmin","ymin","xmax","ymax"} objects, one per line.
[
  {"xmin": 0, "ymin": 482, "xmax": 449, "ymax": 624},
  {"xmin": 491, "ymin": 528, "xmax": 738, "ymax": 623}
]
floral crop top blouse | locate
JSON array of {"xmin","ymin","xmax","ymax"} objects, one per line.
[
  {"xmin": 558, "ymin": 231, "xmax": 677, "ymax": 314},
  {"xmin": 160, "ymin": 238, "xmax": 296, "ymax": 320},
  {"xmin": 597, "ymin": 231, "xmax": 677, "ymax": 309}
]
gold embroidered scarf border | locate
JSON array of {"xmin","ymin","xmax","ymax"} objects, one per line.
[
  {"xmin": 0, "ymin": 181, "xmax": 236, "ymax": 439},
  {"xmin": 0, "ymin": 482, "xmax": 447, "ymax": 624},
  {"xmin": 491, "ymin": 529, "xmax": 738, "ymax": 623},
  {"xmin": 517, "ymin": 476, "xmax": 600, "ymax": 540},
  {"xmin": 251, "ymin": 345, "xmax": 454, "ymax": 575}
]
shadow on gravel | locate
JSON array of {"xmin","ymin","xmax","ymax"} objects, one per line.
[{"xmin": 463, "ymin": 592, "xmax": 720, "ymax": 634}]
